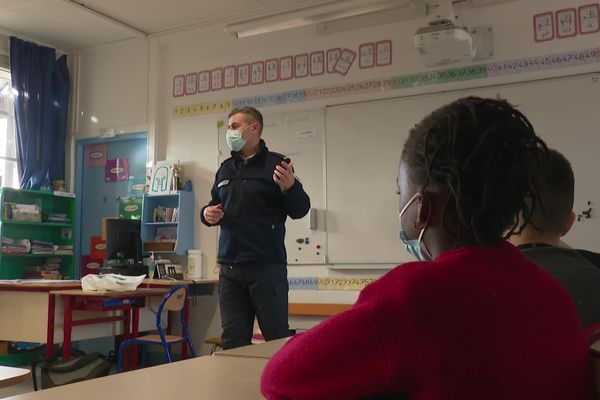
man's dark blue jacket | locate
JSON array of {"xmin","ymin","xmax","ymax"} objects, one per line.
[{"xmin": 201, "ymin": 140, "xmax": 310, "ymax": 265}]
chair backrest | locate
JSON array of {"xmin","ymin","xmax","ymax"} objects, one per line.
[
  {"xmin": 159, "ymin": 285, "xmax": 187, "ymax": 312},
  {"xmin": 154, "ymin": 284, "xmax": 191, "ymax": 340}
]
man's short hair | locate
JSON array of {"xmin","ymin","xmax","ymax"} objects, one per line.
[
  {"xmin": 532, "ymin": 148, "xmax": 575, "ymax": 235},
  {"xmin": 229, "ymin": 107, "xmax": 263, "ymax": 135}
]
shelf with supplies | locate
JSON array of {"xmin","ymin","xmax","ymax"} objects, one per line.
[
  {"xmin": 0, "ymin": 188, "xmax": 76, "ymax": 279},
  {"xmin": 140, "ymin": 191, "xmax": 194, "ymax": 256},
  {"xmin": 1, "ymin": 220, "xmax": 72, "ymax": 228}
]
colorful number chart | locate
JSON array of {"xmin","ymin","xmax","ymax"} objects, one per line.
[{"xmin": 172, "ymin": 39, "xmax": 393, "ymax": 97}]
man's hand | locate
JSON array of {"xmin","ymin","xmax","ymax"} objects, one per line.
[
  {"xmin": 203, "ymin": 204, "xmax": 224, "ymax": 224},
  {"xmin": 273, "ymin": 161, "xmax": 295, "ymax": 191}
]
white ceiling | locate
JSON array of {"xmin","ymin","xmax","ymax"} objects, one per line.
[
  {"xmin": 0, "ymin": 0, "xmax": 367, "ymax": 51},
  {"xmin": 0, "ymin": 0, "xmax": 514, "ymax": 51}
]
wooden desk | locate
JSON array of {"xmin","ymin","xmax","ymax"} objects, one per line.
[
  {"xmin": 2, "ymin": 355, "xmax": 267, "ymax": 400},
  {"xmin": 0, "ymin": 282, "xmax": 86, "ymax": 344},
  {"xmin": 0, "ymin": 279, "xmax": 217, "ymax": 361},
  {"xmin": 0, "ymin": 366, "xmax": 30, "ymax": 389},
  {"xmin": 49, "ymin": 289, "xmax": 167, "ymax": 360},
  {"xmin": 214, "ymin": 337, "xmax": 289, "ymax": 359},
  {"xmin": 288, "ymin": 302, "xmax": 352, "ymax": 317}
]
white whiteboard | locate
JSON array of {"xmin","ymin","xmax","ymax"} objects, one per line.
[
  {"xmin": 325, "ymin": 72, "xmax": 600, "ymax": 265},
  {"xmin": 218, "ymin": 109, "xmax": 326, "ymax": 265}
]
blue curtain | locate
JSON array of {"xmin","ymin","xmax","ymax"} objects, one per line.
[{"xmin": 10, "ymin": 37, "xmax": 70, "ymax": 190}]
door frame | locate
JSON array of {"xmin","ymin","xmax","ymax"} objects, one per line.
[{"xmin": 74, "ymin": 132, "xmax": 147, "ymax": 277}]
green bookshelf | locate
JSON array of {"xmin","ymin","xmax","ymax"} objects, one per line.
[{"xmin": 0, "ymin": 188, "xmax": 76, "ymax": 279}]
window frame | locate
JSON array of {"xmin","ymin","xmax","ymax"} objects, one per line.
[{"xmin": 0, "ymin": 68, "xmax": 20, "ymax": 188}]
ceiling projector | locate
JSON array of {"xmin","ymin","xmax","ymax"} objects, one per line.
[{"xmin": 414, "ymin": 21, "xmax": 476, "ymax": 67}]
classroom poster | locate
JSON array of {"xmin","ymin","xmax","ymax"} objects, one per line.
[
  {"xmin": 127, "ymin": 176, "xmax": 146, "ymax": 198},
  {"xmin": 80, "ymin": 255, "xmax": 102, "ymax": 276},
  {"xmin": 105, "ymin": 158, "xmax": 129, "ymax": 182},
  {"xmin": 90, "ymin": 236, "xmax": 106, "ymax": 259},
  {"xmin": 118, "ymin": 197, "xmax": 142, "ymax": 219},
  {"xmin": 84, "ymin": 143, "xmax": 107, "ymax": 167},
  {"xmin": 149, "ymin": 161, "xmax": 174, "ymax": 195}
]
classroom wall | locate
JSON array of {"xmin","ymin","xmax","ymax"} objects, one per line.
[
  {"xmin": 68, "ymin": 0, "xmax": 600, "ymax": 346},
  {"xmin": 0, "ymin": 33, "xmax": 8, "ymax": 56}
]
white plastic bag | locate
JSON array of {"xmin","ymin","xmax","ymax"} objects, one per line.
[{"xmin": 81, "ymin": 274, "xmax": 146, "ymax": 292}]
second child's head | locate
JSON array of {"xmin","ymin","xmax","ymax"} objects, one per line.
[
  {"xmin": 398, "ymin": 97, "xmax": 546, "ymax": 260},
  {"xmin": 508, "ymin": 148, "xmax": 576, "ymax": 246}
]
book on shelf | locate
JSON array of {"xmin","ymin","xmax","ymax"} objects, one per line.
[
  {"xmin": 44, "ymin": 212, "xmax": 70, "ymax": 224},
  {"xmin": 1, "ymin": 237, "xmax": 30, "ymax": 254},
  {"xmin": 152, "ymin": 207, "xmax": 179, "ymax": 223},
  {"xmin": 1, "ymin": 237, "xmax": 73, "ymax": 255},
  {"xmin": 54, "ymin": 245, "xmax": 74, "ymax": 255},
  {"xmin": 3, "ymin": 202, "xmax": 42, "ymax": 222}
]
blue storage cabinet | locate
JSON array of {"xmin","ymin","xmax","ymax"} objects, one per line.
[{"xmin": 140, "ymin": 191, "xmax": 194, "ymax": 255}]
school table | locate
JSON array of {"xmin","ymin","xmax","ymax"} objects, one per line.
[
  {"xmin": 48, "ymin": 288, "xmax": 168, "ymax": 361},
  {"xmin": 0, "ymin": 279, "xmax": 218, "ymax": 361},
  {"xmin": 0, "ymin": 281, "xmax": 84, "ymax": 345},
  {"xmin": 0, "ymin": 366, "xmax": 30, "ymax": 389},
  {"xmin": 214, "ymin": 337, "xmax": 289, "ymax": 359},
  {"xmin": 2, "ymin": 355, "xmax": 268, "ymax": 400}
]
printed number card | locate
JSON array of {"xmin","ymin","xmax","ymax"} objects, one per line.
[
  {"xmin": 198, "ymin": 70, "xmax": 210, "ymax": 93},
  {"xmin": 359, "ymin": 43, "xmax": 375, "ymax": 68},
  {"xmin": 237, "ymin": 64, "xmax": 250, "ymax": 86},
  {"xmin": 266, "ymin": 59, "xmax": 278, "ymax": 82},
  {"xmin": 280, "ymin": 57, "xmax": 293, "ymax": 80},
  {"xmin": 211, "ymin": 68, "xmax": 223, "ymax": 91},
  {"xmin": 224, "ymin": 66, "xmax": 236, "ymax": 89},
  {"xmin": 534, "ymin": 12, "xmax": 554, "ymax": 42},
  {"xmin": 333, "ymin": 49, "xmax": 356, "ymax": 75},
  {"xmin": 310, "ymin": 51, "xmax": 324, "ymax": 75},
  {"xmin": 294, "ymin": 54, "xmax": 309, "ymax": 78},
  {"xmin": 185, "ymin": 73, "xmax": 197, "ymax": 95},
  {"xmin": 327, "ymin": 48, "xmax": 341, "ymax": 73},
  {"xmin": 556, "ymin": 8, "xmax": 577, "ymax": 38},
  {"xmin": 579, "ymin": 4, "xmax": 599, "ymax": 34},
  {"xmin": 251, "ymin": 61, "xmax": 264, "ymax": 85},
  {"xmin": 173, "ymin": 75, "xmax": 185, "ymax": 97},
  {"xmin": 376, "ymin": 40, "xmax": 392, "ymax": 66}
]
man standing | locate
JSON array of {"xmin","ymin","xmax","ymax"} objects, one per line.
[{"xmin": 201, "ymin": 107, "xmax": 310, "ymax": 349}]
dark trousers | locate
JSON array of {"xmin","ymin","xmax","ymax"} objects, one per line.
[{"xmin": 219, "ymin": 263, "xmax": 290, "ymax": 350}]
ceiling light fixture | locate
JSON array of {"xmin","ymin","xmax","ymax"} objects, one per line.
[{"xmin": 224, "ymin": 0, "xmax": 413, "ymax": 39}]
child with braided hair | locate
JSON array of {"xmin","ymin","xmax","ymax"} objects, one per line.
[{"xmin": 261, "ymin": 97, "xmax": 593, "ymax": 400}]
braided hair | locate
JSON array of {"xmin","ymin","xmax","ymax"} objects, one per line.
[{"xmin": 401, "ymin": 96, "xmax": 547, "ymax": 246}]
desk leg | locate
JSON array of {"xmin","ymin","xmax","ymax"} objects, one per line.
[
  {"xmin": 63, "ymin": 296, "xmax": 73, "ymax": 360},
  {"xmin": 123, "ymin": 309, "xmax": 131, "ymax": 370},
  {"xmin": 181, "ymin": 299, "xmax": 189, "ymax": 358},
  {"xmin": 46, "ymin": 294, "xmax": 56, "ymax": 359},
  {"xmin": 132, "ymin": 308, "xmax": 139, "ymax": 369}
]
